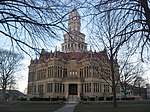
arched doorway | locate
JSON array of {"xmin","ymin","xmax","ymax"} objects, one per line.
[{"xmin": 69, "ymin": 84, "xmax": 78, "ymax": 95}]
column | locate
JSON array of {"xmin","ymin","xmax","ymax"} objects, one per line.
[
  {"xmin": 78, "ymin": 84, "xmax": 81, "ymax": 99},
  {"xmin": 52, "ymin": 83, "xmax": 55, "ymax": 93},
  {"xmin": 65, "ymin": 84, "xmax": 68, "ymax": 98},
  {"xmin": 91, "ymin": 83, "xmax": 94, "ymax": 93},
  {"xmin": 62, "ymin": 67, "xmax": 63, "ymax": 78}
]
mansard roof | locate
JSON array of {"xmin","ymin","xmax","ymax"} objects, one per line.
[{"xmin": 30, "ymin": 49, "xmax": 109, "ymax": 65}]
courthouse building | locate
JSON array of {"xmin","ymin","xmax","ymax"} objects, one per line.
[{"xmin": 27, "ymin": 9, "xmax": 120, "ymax": 101}]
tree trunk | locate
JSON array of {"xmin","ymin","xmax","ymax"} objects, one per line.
[
  {"xmin": 124, "ymin": 89, "xmax": 127, "ymax": 98},
  {"xmin": 124, "ymin": 82, "xmax": 127, "ymax": 97},
  {"xmin": 112, "ymin": 72, "xmax": 117, "ymax": 108},
  {"xmin": 2, "ymin": 88, "xmax": 6, "ymax": 101},
  {"xmin": 139, "ymin": 83, "xmax": 141, "ymax": 97},
  {"xmin": 110, "ymin": 54, "xmax": 117, "ymax": 108}
]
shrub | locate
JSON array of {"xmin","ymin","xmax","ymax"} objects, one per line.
[
  {"xmin": 90, "ymin": 97, "xmax": 95, "ymax": 101},
  {"xmin": 30, "ymin": 97, "xmax": 43, "ymax": 101},
  {"xmin": 81, "ymin": 97, "xmax": 87, "ymax": 101},
  {"xmin": 58, "ymin": 97, "xmax": 66, "ymax": 101},
  {"xmin": 106, "ymin": 97, "xmax": 113, "ymax": 101},
  {"xmin": 98, "ymin": 97, "xmax": 104, "ymax": 101},
  {"xmin": 121, "ymin": 97, "xmax": 135, "ymax": 100},
  {"xmin": 43, "ymin": 98, "xmax": 50, "ymax": 101},
  {"xmin": 116, "ymin": 97, "xmax": 120, "ymax": 100},
  {"xmin": 51, "ymin": 98, "xmax": 58, "ymax": 101}
]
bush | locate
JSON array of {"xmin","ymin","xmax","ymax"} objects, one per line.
[
  {"xmin": 81, "ymin": 97, "xmax": 87, "ymax": 101},
  {"xmin": 58, "ymin": 97, "xmax": 66, "ymax": 101},
  {"xmin": 116, "ymin": 97, "xmax": 120, "ymax": 100},
  {"xmin": 106, "ymin": 97, "xmax": 113, "ymax": 101},
  {"xmin": 30, "ymin": 97, "xmax": 43, "ymax": 101},
  {"xmin": 51, "ymin": 98, "xmax": 58, "ymax": 101},
  {"xmin": 98, "ymin": 97, "xmax": 104, "ymax": 101},
  {"xmin": 128, "ymin": 97, "xmax": 135, "ymax": 100},
  {"xmin": 30, "ymin": 97, "xmax": 50, "ymax": 101},
  {"xmin": 90, "ymin": 97, "xmax": 95, "ymax": 101},
  {"xmin": 121, "ymin": 97, "xmax": 135, "ymax": 100},
  {"xmin": 43, "ymin": 97, "xmax": 50, "ymax": 101}
]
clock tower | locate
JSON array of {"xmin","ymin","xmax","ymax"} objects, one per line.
[
  {"xmin": 68, "ymin": 9, "xmax": 81, "ymax": 32},
  {"xmin": 61, "ymin": 9, "xmax": 87, "ymax": 53}
]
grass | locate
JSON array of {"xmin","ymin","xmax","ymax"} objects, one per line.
[
  {"xmin": 0, "ymin": 101, "xmax": 64, "ymax": 112},
  {"xmin": 74, "ymin": 100, "xmax": 150, "ymax": 112},
  {"xmin": 1, "ymin": 100, "xmax": 150, "ymax": 112}
]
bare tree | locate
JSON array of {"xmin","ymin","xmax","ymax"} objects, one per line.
[
  {"xmin": 86, "ymin": 0, "xmax": 150, "ymax": 61},
  {"xmin": 0, "ymin": 49, "xmax": 23, "ymax": 101},
  {"xmin": 87, "ymin": 3, "xmax": 128, "ymax": 107},
  {"xmin": 133, "ymin": 66, "xmax": 147, "ymax": 96},
  {"xmin": 0, "ymin": 0, "xmax": 80, "ymax": 54},
  {"xmin": 76, "ymin": 0, "xmax": 150, "ymax": 107},
  {"xmin": 120, "ymin": 62, "xmax": 144, "ymax": 97}
]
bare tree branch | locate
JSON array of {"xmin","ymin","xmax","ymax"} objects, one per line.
[{"xmin": 0, "ymin": 49, "xmax": 23, "ymax": 101}]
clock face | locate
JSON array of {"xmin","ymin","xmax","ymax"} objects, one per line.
[{"xmin": 73, "ymin": 16, "xmax": 77, "ymax": 20}]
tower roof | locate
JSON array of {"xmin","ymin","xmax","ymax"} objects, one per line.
[{"xmin": 61, "ymin": 9, "xmax": 87, "ymax": 53}]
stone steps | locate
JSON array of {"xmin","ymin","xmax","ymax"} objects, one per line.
[{"xmin": 68, "ymin": 95, "xmax": 78, "ymax": 103}]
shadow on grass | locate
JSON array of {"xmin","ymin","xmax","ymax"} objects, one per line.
[
  {"xmin": 74, "ymin": 100, "xmax": 150, "ymax": 112},
  {"xmin": 0, "ymin": 101, "xmax": 65, "ymax": 112}
]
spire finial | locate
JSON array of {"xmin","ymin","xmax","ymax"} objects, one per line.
[{"xmin": 71, "ymin": 0, "xmax": 76, "ymax": 11}]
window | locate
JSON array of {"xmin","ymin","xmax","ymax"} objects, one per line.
[
  {"xmin": 75, "ymin": 44, "xmax": 77, "ymax": 49},
  {"xmin": 28, "ymin": 86, "xmax": 32, "ymax": 94},
  {"xmin": 71, "ymin": 44, "xmax": 73, "ymax": 49},
  {"xmin": 63, "ymin": 68, "xmax": 67, "ymax": 77},
  {"xmin": 58, "ymin": 66, "xmax": 60, "ymax": 77},
  {"xmin": 82, "ymin": 45, "xmax": 84, "ymax": 50},
  {"xmin": 63, "ymin": 84, "xmax": 65, "ymax": 92},
  {"xmin": 38, "ymin": 85, "xmax": 43, "ymax": 93},
  {"xmin": 37, "ymin": 69, "xmax": 46, "ymax": 80},
  {"xmin": 80, "ymin": 69, "xmax": 82, "ymax": 78},
  {"xmin": 34, "ymin": 86, "xmax": 36, "ymax": 93},
  {"xmin": 65, "ymin": 45, "xmax": 67, "ymax": 50},
  {"xmin": 84, "ymin": 67, "xmax": 86, "ymax": 77},
  {"xmin": 87, "ymin": 66, "xmax": 89, "ymax": 77},
  {"xmin": 78, "ymin": 44, "xmax": 80, "ymax": 49},
  {"xmin": 87, "ymin": 83, "xmax": 91, "ymax": 92},
  {"xmin": 60, "ymin": 67, "xmax": 62, "ymax": 78},
  {"xmin": 47, "ymin": 83, "xmax": 53, "ymax": 92},
  {"xmin": 68, "ymin": 44, "xmax": 70, "ymax": 49},
  {"xmin": 81, "ymin": 84, "xmax": 84, "ymax": 92},
  {"xmin": 54, "ymin": 83, "xmax": 64, "ymax": 93},
  {"xmin": 104, "ymin": 84, "xmax": 109, "ymax": 93},
  {"xmin": 62, "ymin": 46, "xmax": 64, "ymax": 51},
  {"xmin": 48, "ymin": 67, "xmax": 52, "ymax": 78}
]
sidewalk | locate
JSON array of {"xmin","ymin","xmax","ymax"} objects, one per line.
[{"xmin": 54, "ymin": 102, "xmax": 78, "ymax": 112}]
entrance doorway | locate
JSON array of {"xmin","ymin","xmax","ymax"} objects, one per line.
[{"xmin": 69, "ymin": 84, "xmax": 77, "ymax": 95}]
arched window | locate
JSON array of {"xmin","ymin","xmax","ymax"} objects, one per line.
[
  {"xmin": 80, "ymin": 69, "xmax": 82, "ymax": 78},
  {"xmin": 58, "ymin": 66, "xmax": 60, "ymax": 77},
  {"xmin": 60, "ymin": 67, "xmax": 62, "ymax": 78}
]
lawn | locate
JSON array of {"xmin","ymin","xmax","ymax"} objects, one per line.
[
  {"xmin": 74, "ymin": 100, "xmax": 150, "ymax": 112},
  {"xmin": 0, "ymin": 101, "xmax": 64, "ymax": 112},
  {"xmin": 1, "ymin": 100, "xmax": 150, "ymax": 112}
]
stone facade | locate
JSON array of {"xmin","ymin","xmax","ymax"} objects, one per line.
[{"xmin": 27, "ymin": 9, "xmax": 120, "ymax": 101}]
